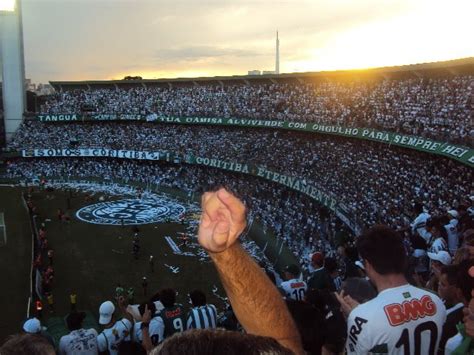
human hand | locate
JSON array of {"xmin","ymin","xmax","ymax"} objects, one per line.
[
  {"xmin": 142, "ymin": 304, "xmax": 152, "ymax": 323},
  {"xmin": 118, "ymin": 296, "xmax": 128, "ymax": 308},
  {"xmin": 335, "ymin": 291, "xmax": 360, "ymax": 318},
  {"xmin": 198, "ymin": 188, "xmax": 246, "ymax": 253}
]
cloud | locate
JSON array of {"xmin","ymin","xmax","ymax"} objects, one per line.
[
  {"xmin": 20, "ymin": 0, "xmax": 472, "ymax": 83},
  {"xmin": 154, "ymin": 46, "xmax": 265, "ymax": 61}
]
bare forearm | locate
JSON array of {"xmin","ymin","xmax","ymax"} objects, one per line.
[
  {"xmin": 209, "ymin": 243, "xmax": 303, "ymax": 354},
  {"xmin": 141, "ymin": 327, "xmax": 153, "ymax": 353}
]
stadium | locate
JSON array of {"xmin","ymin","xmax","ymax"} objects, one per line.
[{"xmin": 0, "ymin": 1, "xmax": 474, "ymax": 354}]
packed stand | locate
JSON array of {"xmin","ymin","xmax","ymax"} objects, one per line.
[
  {"xmin": 38, "ymin": 76, "xmax": 474, "ymax": 145},
  {"xmin": 3, "ymin": 184, "xmax": 474, "ymax": 354},
  {"xmin": 6, "ymin": 122, "xmax": 473, "ymax": 230}
]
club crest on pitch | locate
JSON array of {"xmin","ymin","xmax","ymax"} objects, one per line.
[{"xmin": 76, "ymin": 198, "xmax": 186, "ymax": 225}]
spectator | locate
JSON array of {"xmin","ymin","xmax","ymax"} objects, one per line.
[
  {"xmin": 156, "ymin": 288, "xmax": 186, "ymax": 339},
  {"xmin": 307, "ymin": 252, "xmax": 334, "ymax": 291},
  {"xmin": 279, "ymin": 264, "xmax": 308, "ymax": 301},
  {"xmin": 186, "ymin": 289, "xmax": 218, "ymax": 329},
  {"xmin": 149, "ymin": 328, "xmax": 294, "ymax": 355},
  {"xmin": 338, "ymin": 245, "xmax": 362, "ymax": 280},
  {"xmin": 445, "ymin": 210, "xmax": 460, "ymax": 255},
  {"xmin": 59, "ymin": 311, "xmax": 98, "ymax": 355},
  {"xmin": 426, "ymin": 250, "xmax": 453, "ymax": 292},
  {"xmin": 437, "ymin": 264, "xmax": 466, "ymax": 352},
  {"xmin": 97, "ymin": 298, "xmax": 133, "ymax": 355},
  {"xmin": 0, "ymin": 333, "xmax": 55, "ymax": 355},
  {"xmin": 22, "ymin": 317, "xmax": 54, "ymax": 347},
  {"xmin": 134, "ymin": 302, "xmax": 164, "ymax": 349},
  {"xmin": 337, "ymin": 225, "xmax": 446, "ymax": 354},
  {"xmin": 325, "ymin": 257, "xmax": 343, "ymax": 292},
  {"xmin": 411, "ymin": 202, "xmax": 431, "ymax": 244},
  {"xmin": 443, "ymin": 260, "xmax": 474, "ymax": 354},
  {"xmin": 427, "ymin": 217, "xmax": 449, "ymax": 253}
]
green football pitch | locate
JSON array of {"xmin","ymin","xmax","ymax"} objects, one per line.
[
  {"xmin": 0, "ymin": 183, "xmax": 297, "ymax": 344},
  {"xmin": 0, "ymin": 187, "xmax": 33, "ymax": 343},
  {"xmin": 0, "ymin": 185, "xmax": 229, "ymax": 343}
]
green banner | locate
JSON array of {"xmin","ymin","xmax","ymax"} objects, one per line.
[{"xmin": 34, "ymin": 114, "xmax": 473, "ymax": 168}]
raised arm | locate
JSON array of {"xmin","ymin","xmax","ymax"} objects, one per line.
[
  {"xmin": 141, "ymin": 304, "xmax": 154, "ymax": 354},
  {"xmin": 118, "ymin": 296, "xmax": 134, "ymax": 324},
  {"xmin": 198, "ymin": 188, "xmax": 304, "ymax": 354}
]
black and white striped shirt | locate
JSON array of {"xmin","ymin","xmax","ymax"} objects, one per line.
[{"xmin": 186, "ymin": 304, "xmax": 218, "ymax": 330}]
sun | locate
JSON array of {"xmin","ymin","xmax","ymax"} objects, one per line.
[
  {"xmin": 285, "ymin": 0, "xmax": 474, "ymax": 73},
  {"xmin": 0, "ymin": 0, "xmax": 16, "ymax": 12}
]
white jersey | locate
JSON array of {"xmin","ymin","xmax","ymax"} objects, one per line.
[
  {"xmin": 429, "ymin": 237, "xmax": 448, "ymax": 254},
  {"xmin": 126, "ymin": 301, "xmax": 164, "ymax": 321},
  {"xmin": 411, "ymin": 212, "xmax": 431, "ymax": 242},
  {"xmin": 444, "ymin": 220, "xmax": 459, "ymax": 254},
  {"xmin": 346, "ymin": 284, "xmax": 446, "ymax": 354},
  {"xmin": 97, "ymin": 318, "xmax": 132, "ymax": 355},
  {"xmin": 59, "ymin": 328, "xmax": 98, "ymax": 355},
  {"xmin": 134, "ymin": 316, "xmax": 164, "ymax": 347},
  {"xmin": 280, "ymin": 278, "xmax": 308, "ymax": 301},
  {"xmin": 186, "ymin": 304, "xmax": 218, "ymax": 330}
]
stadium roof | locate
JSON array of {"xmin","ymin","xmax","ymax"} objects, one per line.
[{"xmin": 49, "ymin": 57, "xmax": 474, "ymax": 91}]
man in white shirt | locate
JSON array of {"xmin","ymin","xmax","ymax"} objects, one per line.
[
  {"xmin": 134, "ymin": 302, "xmax": 164, "ymax": 347},
  {"xmin": 279, "ymin": 264, "xmax": 307, "ymax": 301},
  {"xmin": 411, "ymin": 203, "xmax": 431, "ymax": 243},
  {"xmin": 338, "ymin": 225, "xmax": 446, "ymax": 354},
  {"xmin": 59, "ymin": 312, "xmax": 98, "ymax": 355},
  {"xmin": 96, "ymin": 297, "xmax": 133, "ymax": 355},
  {"xmin": 445, "ymin": 210, "xmax": 459, "ymax": 255}
]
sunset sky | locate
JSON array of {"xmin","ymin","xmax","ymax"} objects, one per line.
[{"xmin": 5, "ymin": 0, "xmax": 474, "ymax": 83}]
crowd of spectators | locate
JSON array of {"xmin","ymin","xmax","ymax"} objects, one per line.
[
  {"xmin": 38, "ymin": 76, "xmax": 474, "ymax": 145},
  {"xmin": 1, "ymin": 74, "xmax": 474, "ymax": 353},
  {"xmin": 6, "ymin": 122, "xmax": 473, "ymax": 231},
  {"xmin": 2, "ymin": 183, "xmax": 474, "ymax": 354}
]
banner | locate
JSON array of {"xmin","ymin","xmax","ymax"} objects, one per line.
[
  {"xmin": 36, "ymin": 114, "xmax": 145, "ymax": 122},
  {"xmin": 21, "ymin": 148, "xmax": 174, "ymax": 161},
  {"xmin": 21, "ymin": 148, "xmax": 359, "ymax": 233},
  {"xmin": 34, "ymin": 115, "xmax": 474, "ymax": 168}
]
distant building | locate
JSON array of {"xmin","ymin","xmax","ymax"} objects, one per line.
[
  {"xmin": 247, "ymin": 32, "xmax": 280, "ymax": 76},
  {"xmin": 35, "ymin": 83, "xmax": 54, "ymax": 96},
  {"xmin": 25, "ymin": 78, "xmax": 36, "ymax": 91},
  {"xmin": 275, "ymin": 31, "xmax": 280, "ymax": 75}
]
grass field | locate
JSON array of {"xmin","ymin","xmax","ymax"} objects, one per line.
[
  {"xmin": 0, "ymin": 181, "xmax": 297, "ymax": 345},
  {"xmin": 30, "ymin": 186, "xmax": 227, "ymax": 314},
  {"xmin": 0, "ymin": 187, "xmax": 32, "ymax": 343}
]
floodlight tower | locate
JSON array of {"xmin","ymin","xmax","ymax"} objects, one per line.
[
  {"xmin": 275, "ymin": 30, "xmax": 280, "ymax": 75},
  {"xmin": 1, "ymin": 0, "xmax": 26, "ymax": 143}
]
